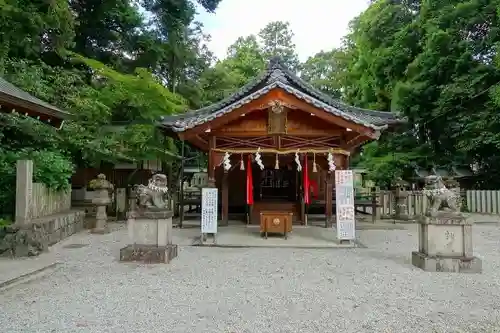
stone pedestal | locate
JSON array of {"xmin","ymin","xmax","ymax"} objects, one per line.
[
  {"xmin": 91, "ymin": 189, "xmax": 111, "ymax": 234},
  {"xmin": 412, "ymin": 213, "xmax": 482, "ymax": 273},
  {"xmin": 120, "ymin": 210, "xmax": 178, "ymax": 264},
  {"xmin": 394, "ymin": 191, "xmax": 409, "ymax": 220}
]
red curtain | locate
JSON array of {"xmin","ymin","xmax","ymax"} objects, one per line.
[
  {"xmin": 246, "ymin": 156, "xmax": 254, "ymax": 205},
  {"xmin": 303, "ymin": 154, "xmax": 310, "ymax": 205}
]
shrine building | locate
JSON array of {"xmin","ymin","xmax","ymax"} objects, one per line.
[
  {"xmin": 0, "ymin": 77, "xmax": 68, "ymax": 128},
  {"xmin": 160, "ymin": 57, "xmax": 403, "ymax": 229}
]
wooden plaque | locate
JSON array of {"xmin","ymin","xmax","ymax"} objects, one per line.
[{"xmin": 267, "ymin": 100, "xmax": 287, "ymax": 134}]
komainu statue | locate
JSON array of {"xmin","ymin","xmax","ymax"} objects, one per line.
[
  {"xmin": 134, "ymin": 174, "xmax": 169, "ymax": 209},
  {"xmin": 423, "ymin": 175, "xmax": 461, "ymax": 216}
]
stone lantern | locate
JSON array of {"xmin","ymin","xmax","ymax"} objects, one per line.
[
  {"xmin": 89, "ymin": 174, "xmax": 114, "ymax": 234},
  {"xmin": 391, "ymin": 177, "xmax": 409, "ymax": 220}
]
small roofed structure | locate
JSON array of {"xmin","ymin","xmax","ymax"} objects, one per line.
[
  {"xmin": 161, "ymin": 57, "xmax": 404, "ymax": 227},
  {"xmin": 0, "ymin": 77, "xmax": 68, "ymax": 128},
  {"xmin": 411, "ymin": 165, "xmax": 475, "ymax": 189}
]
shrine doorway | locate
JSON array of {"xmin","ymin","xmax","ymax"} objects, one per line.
[{"xmin": 257, "ymin": 167, "xmax": 297, "ymax": 202}]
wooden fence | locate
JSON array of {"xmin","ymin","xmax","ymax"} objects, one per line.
[
  {"xmin": 16, "ymin": 160, "xmax": 72, "ymax": 223},
  {"xmin": 376, "ymin": 190, "xmax": 500, "ymax": 219},
  {"xmin": 465, "ymin": 190, "xmax": 500, "ymax": 214},
  {"xmin": 31, "ymin": 183, "xmax": 71, "ymax": 219}
]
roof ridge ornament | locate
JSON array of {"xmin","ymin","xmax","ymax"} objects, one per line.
[
  {"xmin": 268, "ymin": 56, "xmax": 283, "ymax": 69},
  {"xmin": 269, "ymin": 100, "xmax": 284, "ymax": 114},
  {"xmin": 266, "ymin": 68, "xmax": 289, "ymax": 84}
]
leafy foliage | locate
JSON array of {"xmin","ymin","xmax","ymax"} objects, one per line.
[
  {"xmin": 0, "ymin": 0, "xmax": 217, "ymax": 215},
  {"xmin": 258, "ymin": 21, "xmax": 300, "ymax": 71},
  {"xmin": 324, "ymin": 0, "xmax": 500, "ymax": 188},
  {"xmin": 199, "ymin": 20, "xmax": 300, "ymax": 102},
  {"xmin": 0, "ymin": 143, "xmax": 73, "ymax": 218}
]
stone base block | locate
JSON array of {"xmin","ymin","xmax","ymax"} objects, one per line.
[
  {"xmin": 412, "ymin": 251, "xmax": 482, "ymax": 273},
  {"xmin": 91, "ymin": 227, "xmax": 110, "ymax": 234},
  {"xmin": 119, "ymin": 244, "xmax": 178, "ymax": 264}
]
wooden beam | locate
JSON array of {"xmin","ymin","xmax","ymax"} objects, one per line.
[
  {"xmin": 183, "ymin": 90, "xmax": 281, "ymax": 139},
  {"xmin": 211, "ymin": 147, "xmax": 350, "ymax": 156},
  {"xmin": 212, "ymin": 129, "xmax": 345, "ymax": 137},
  {"xmin": 343, "ymin": 135, "xmax": 373, "ymax": 152},
  {"xmin": 275, "ymin": 88, "xmax": 378, "ymax": 139},
  {"xmin": 180, "ymin": 134, "xmax": 207, "ymax": 151},
  {"xmin": 207, "ymin": 136, "xmax": 216, "ymax": 187}
]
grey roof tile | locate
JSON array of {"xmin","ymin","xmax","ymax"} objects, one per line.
[
  {"xmin": 161, "ymin": 57, "xmax": 403, "ymax": 132},
  {"xmin": 0, "ymin": 76, "xmax": 68, "ymax": 118}
]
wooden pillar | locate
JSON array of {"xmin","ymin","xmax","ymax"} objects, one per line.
[
  {"xmin": 247, "ymin": 155, "xmax": 253, "ymax": 225},
  {"xmin": 222, "ymin": 169, "xmax": 229, "ymax": 226},
  {"xmin": 179, "ymin": 140, "xmax": 185, "ymax": 228},
  {"xmin": 300, "ymin": 196, "xmax": 306, "ymax": 225},
  {"xmin": 207, "ymin": 136, "xmax": 216, "ymax": 188},
  {"xmin": 299, "ymin": 168, "xmax": 305, "ymax": 224},
  {"xmin": 325, "ymin": 171, "xmax": 333, "ymax": 228},
  {"xmin": 15, "ymin": 160, "xmax": 33, "ymax": 225}
]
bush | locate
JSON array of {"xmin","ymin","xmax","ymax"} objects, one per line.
[{"xmin": 28, "ymin": 150, "xmax": 74, "ymax": 192}]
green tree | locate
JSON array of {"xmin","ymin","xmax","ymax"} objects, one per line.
[
  {"xmin": 258, "ymin": 21, "xmax": 300, "ymax": 71},
  {"xmin": 301, "ymin": 50, "xmax": 346, "ymax": 98},
  {"xmin": 344, "ymin": 0, "xmax": 500, "ymax": 188},
  {"xmin": 199, "ymin": 35, "xmax": 266, "ymax": 104},
  {"xmin": 69, "ymin": 0, "xmax": 144, "ymax": 71},
  {"xmin": 0, "ymin": 0, "xmax": 75, "ymax": 60}
]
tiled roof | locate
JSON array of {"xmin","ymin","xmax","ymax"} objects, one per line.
[
  {"xmin": 160, "ymin": 57, "xmax": 403, "ymax": 132},
  {"xmin": 0, "ymin": 77, "xmax": 69, "ymax": 119}
]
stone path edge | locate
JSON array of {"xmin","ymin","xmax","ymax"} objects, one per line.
[
  {"xmin": 192, "ymin": 244, "xmax": 361, "ymax": 249},
  {"xmin": 190, "ymin": 236, "xmax": 367, "ymax": 249},
  {"xmin": 0, "ymin": 262, "xmax": 59, "ymax": 291}
]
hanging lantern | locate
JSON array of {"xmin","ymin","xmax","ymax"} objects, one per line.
[
  {"xmin": 312, "ymin": 152, "xmax": 318, "ymax": 173},
  {"xmin": 240, "ymin": 153, "xmax": 245, "ymax": 171},
  {"xmin": 295, "ymin": 150, "xmax": 302, "ymax": 172},
  {"xmin": 274, "ymin": 153, "xmax": 279, "ymax": 169}
]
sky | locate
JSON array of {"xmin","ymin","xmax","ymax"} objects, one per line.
[{"xmin": 196, "ymin": 0, "xmax": 371, "ymax": 62}]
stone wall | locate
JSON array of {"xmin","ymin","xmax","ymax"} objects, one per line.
[
  {"xmin": 0, "ymin": 210, "xmax": 85, "ymax": 257},
  {"xmin": 4, "ymin": 160, "xmax": 86, "ymax": 257}
]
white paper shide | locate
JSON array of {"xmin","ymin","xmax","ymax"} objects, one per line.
[
  {"xmin": 201, "ymin": 187, "xmax": 218, "ymax": 234},
  {"xmin": 335, "ymin": 170, "xmax": 355, "ymax": 240}
]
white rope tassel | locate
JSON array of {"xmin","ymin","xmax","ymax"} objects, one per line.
[
  {"xmin": 240, "ymin": 153, "xmax": 245, "ymax": 171},
  {"xmin": 312, "ymin": 153, "xmax": 318, "ymax": 173},
  {"xmin": 295, "ymin": 151, "xmax": 302, "ymax": 172},
  {"xmin": 327, "ymin": 152, "xmax": 336, "ymax": 172},
  {"xmin": 275, "ymin": 153, "xmax": 279, "ymax": 170},
  {"xmin": 223, "ymin": 152, "xmax": 231, "ymax": 171},
  {"xmin": 255, "ymin": 148, "xmax": 264, "ymax": 170}
]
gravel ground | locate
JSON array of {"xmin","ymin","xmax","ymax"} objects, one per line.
[{"xmin": 1, "ymin": 224, "xmax": 500, "ymax": 333}]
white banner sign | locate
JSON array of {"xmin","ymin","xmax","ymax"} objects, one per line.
[
  {"xmin": 201, "ymin": 187, "xmax": 218, "ymax": 234},
  {"xmin": 335, "ymin": 170, "xmax": 355, "ymax": 240}
]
